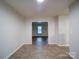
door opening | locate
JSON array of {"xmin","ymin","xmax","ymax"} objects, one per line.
[{"xmin": 32, "ymin": 22, "xmax": 48, "ymax": 46}]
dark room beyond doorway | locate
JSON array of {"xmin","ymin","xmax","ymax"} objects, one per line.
[{"xmin": 32, "ymin": 22, "xmax": 48, "ymax": 46}]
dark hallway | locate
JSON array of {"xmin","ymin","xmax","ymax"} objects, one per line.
[{"xmin": 32, "ymin": 22, "xmax": 48, "ymax": 46}]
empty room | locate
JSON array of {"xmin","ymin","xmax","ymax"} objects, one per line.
[{"xmin": 0, "ymin": 0, "xmax": 79, "ymax": 59}]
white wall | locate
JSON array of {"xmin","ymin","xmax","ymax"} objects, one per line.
[
  {"xmin": 25, "ymin": 17, "xmax": 66, "ymax": 44},
  {"xmin": 58, "ymin": 1, "xmax": 79, "ymax": 59},
  {"xmin": 69, "ymin": 1, "xmax": 79, "ymax": 59},
  {"xmin": 1, "ymin": 0, "xmax": 79, "ymax": 59},
  {"xmin": 59, "ymin": 16, "xmax": 70, "ymax": 45},
  {"xmin": 0, "ymin": 2, "xmax": 25, "ymax": 59}
]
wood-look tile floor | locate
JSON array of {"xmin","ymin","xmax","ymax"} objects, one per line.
[{"xmin": 9, "ymin": 44, "xmax": 73, "ymax": 59}]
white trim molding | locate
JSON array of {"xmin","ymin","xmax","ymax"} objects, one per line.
[
  {"xmin": 69, "ymin": 52, "xmax": 76, "ymax": 59},
  {"xmin": 4, "ymin": 43, "xmax": 24, "ymax": 59}
]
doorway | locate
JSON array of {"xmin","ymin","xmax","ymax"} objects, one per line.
[{"xmin": 32, "ymin": 22, "xmax": 48, "ymax": 46}]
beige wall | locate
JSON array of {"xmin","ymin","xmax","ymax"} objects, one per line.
[{"xmin": 0, "ymin": 2, "xmax": 25, "ymax": 59}]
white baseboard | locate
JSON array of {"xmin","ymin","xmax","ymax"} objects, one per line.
[
  {"xmin": 23, "ymin": 43, "xmax": 32, "ymax": 44},
  {"xmin": 4, "ymin": 43, "xmax": 25, "ymax": 59},
  {"xmin": 69, "ymin": 52, "xmax": 76, "ymax": 59},
  {"xmin": 48, "ymin": 43, "xmax": 70, "ymax": 47},
  {"xmin": 58, "ymin": 44, "xmax": 70, "ymax": 47},
  {"xmin": 4, "ymin": 43, "xmax": 32, "ymax": 59},
  {"xmin": 4, "ymin": 43, "xmax": 70, "ymax": 59},
  {"xmin": 48, "ymin": 43, "xmax": 59, "ymax": 45}
]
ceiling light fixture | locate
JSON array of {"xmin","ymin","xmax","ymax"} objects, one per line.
[{"xmin": 37, "ymin": 0, "xmax": 45, "ymax": 3}]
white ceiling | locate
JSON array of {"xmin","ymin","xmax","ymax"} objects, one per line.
[{"xmin": 4, "ymin": 0, "xmax": 75, "ymax": 17}]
